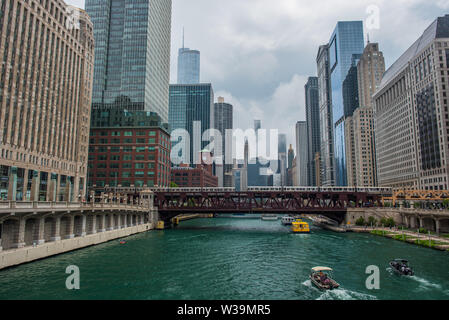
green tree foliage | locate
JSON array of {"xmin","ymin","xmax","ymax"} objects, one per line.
[{"xmin": 355, "ymin": 217, "xmax": 366, "ymax": 226}]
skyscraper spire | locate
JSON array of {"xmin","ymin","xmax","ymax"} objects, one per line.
[{"xmin": 182, "ymin": 27, "xmax": 185, "ymax": 49}]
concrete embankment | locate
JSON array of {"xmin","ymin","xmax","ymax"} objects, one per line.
[
  {"xmin": 0, "ymin": 223, "xmax": 153, "ymax": 270},
  {"xmin": 172, "ymin": 214, "xmax": 214, "ymax": 225}
]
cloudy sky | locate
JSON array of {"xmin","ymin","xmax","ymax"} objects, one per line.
[{"xmin": 67, "ymin": 0, "xmax": 448, "ymax": 151}]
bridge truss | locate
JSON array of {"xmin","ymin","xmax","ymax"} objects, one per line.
[{"xmin": 154, "ymin": 190, "xmax": 382, "ymax": 219}]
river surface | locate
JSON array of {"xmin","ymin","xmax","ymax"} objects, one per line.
[{"xmin": 0, "ymin": 217, "xmax": 449, "ymax": 300}]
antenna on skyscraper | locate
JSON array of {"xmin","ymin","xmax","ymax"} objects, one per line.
[
  {"xmin": 182, "ymin": 27, "xmax": 185, "ymax": 49},
  {"xmin": 367, "ymin": 33, "xmax": 370, "ymax": 44}
]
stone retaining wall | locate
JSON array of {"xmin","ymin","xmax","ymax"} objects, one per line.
[{"xmin": 0, "ymin": 223, "xmax": 154, "ymax": 270}]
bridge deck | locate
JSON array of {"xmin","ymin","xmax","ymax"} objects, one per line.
[{"xmin": 154, "ymin": 191, "xmax": 382, "ymax": 215}]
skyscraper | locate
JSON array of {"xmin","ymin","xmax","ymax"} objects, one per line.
[
  {"xmin": 86, "ymin": 0, "xmax": 172, "ymax": 123},
  {"xmin": 214, "ymin": 97, "xmax": 233, "ymax": 187},
  {"xmin": 305, "ymin": 77, "xmax": 320, "ymax": 186},
  {"xmin": 374, "ymin": 15, "xmax": 449, "ymax": 191},
  {"xmin": 317, "ymin": 45, "xmax": 335, "ymax": 187},
  {"xmin": 328, "ymin": 21, "xmax": 365, "ymax": 186},
  {"xmin": 342, "ymin": 55, "xmax": 361, "ymax": 117},
  {"xmin": 342, "ymin": 56, "xmax": 361, "ymax": 186},
  {"xmin": 296, "ymin": 121, "xmax": 308, "ymax": 186},
  {"xmin": 353, "ymin": 42, "xmax": 385, "ymax": 187},
  {"xmin": 178, "ymin": 46, "xmax": 200, "ymax": 84},
  {"xmin": 288, "ymin": 144, "xmax": 295, "ymax": 170},
  {"xmin": 0, "ymin": 1, "xmax": 94, "ymax": 201},
  {"xmin": 287, "ymin": 144, "xmax": 295, "ymax": 186},
  {"xmin": 248, "ymin": 120, "xmax": 270, "ymax": 186},
  {"xmin": 278, "ymin": 134, "xmax": 287, "ymax": 186},
  {"xmin": 169, "ymin": 84, "xmax": 214, "ymax": 166}
]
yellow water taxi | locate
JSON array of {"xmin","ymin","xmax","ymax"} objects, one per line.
[{"xmin": 291, "ymin": 219, "xmax": 310, "ymax": 233}]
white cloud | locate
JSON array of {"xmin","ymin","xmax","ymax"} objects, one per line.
[{"xmin": 67, "ymin": 0, "xmax": 445, "ymax": 149}]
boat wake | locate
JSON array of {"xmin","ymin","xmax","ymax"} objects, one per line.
[
  {"xmin": 316, "ymin": 288, "xmax": 377, "ymax": 301},
  {"xmin": 302, "ymin": 280, "xmax": 377, "ymax": 300},
  {"xmin": 410, "ymin": 276, "xmax": 442, "ymax": 290},
  {"xmin": 301, "ymin": 280, "xmax": 319, "ymax": 291}
]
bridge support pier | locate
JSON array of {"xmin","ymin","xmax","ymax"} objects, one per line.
[{"xmin": 435, "ymin": 219, "xmax": 440, "ymax": 235}]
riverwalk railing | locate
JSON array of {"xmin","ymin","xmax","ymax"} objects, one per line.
[{"xmin": 0, "ymin": 200, "xmax": 150, "ymax": 212}]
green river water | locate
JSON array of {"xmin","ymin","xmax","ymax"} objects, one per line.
[{"xmin": 0, "ymin": 217, "xmax": 448, "ymax": 300}]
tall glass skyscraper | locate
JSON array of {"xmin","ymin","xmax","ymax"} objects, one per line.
[
  {"xmin": 305, "ymin": 77, "xmax": 320, "ymax": 186},
  {"xmin": 328, "ymin": 21, "xmax": 364, "ymax": 186},
  {"xmin": 214, "ymin": 97, "xmax": 233, "ymax": 186},
  {"xmin": 178, "ymin": 48, "xmax": 200, "ymax": 84},
  {"xmin": 86, "ymin": 0, "xmax": 172, "ymax": 123},
  {"xmin": 169, "ymin": 84, "xmax": 214, "ymax": 165}
]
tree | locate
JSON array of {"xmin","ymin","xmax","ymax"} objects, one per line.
[
  {"xmin": 380, "ymin": 217, "xmax": 396, "ymax": 228},
  {"xmin": 442, "ymin": 199, "xmax": 449, "ymax": 209},
  {"xmin": 170, "ymin": 182, "xmax": 179, "ymax": 188},
  {"xmin": 355, "ymin": 217, "xmax": 366, "ymax": 226},
  {"xmin": 368, "ymin": 216, "xmax": 377, "ymax": 227}
]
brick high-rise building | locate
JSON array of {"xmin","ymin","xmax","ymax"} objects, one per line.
[
  {"xmin": 88, "ymin": 111, "xmax": 171, "ymax": 191},
  {"xmin": 0, "ymin": 0, "xmax": 94, "ymax": 201}
]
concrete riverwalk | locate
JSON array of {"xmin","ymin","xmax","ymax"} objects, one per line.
[{"xmin": 345, "ymin": 226, "xmax": 449, "ymax": 251}]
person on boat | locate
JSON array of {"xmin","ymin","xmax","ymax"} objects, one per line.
[{"xmin": 319, "ymin": 273, "xmax": 330, "ymax": 285}]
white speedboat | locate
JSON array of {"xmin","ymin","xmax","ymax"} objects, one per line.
[
  {"xmin": 281, "ymin": 216, "xmax": 296, "ymax": 225},
  {"xmin": 310, "ymin": 267, "xmax": 340, "ymax": 291},
  {"xmin": 261, "ymin": 214, "xmax": 278, "ymax": 221}
]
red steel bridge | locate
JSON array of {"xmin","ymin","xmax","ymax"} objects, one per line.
[{"xmin": 153, "ymin": 187, "xmax": 390, "ymax": 223}]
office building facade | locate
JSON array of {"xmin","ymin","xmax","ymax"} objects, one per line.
[
  {"xmin": 296, "ymin": 121, "xmax": 308, "ymax": 186},
  {"xmin": 248, "ymin": 120, "xmax": 270, "ymax": 186},
  {"xmin": 305, "ymin": 77, "xmax": 320, "ymax": 186},
  {"xmin": 0, "ymin": 1, "xmax": 94, "ymax": 201},
  {"xmin": 88, "ymin": 112, "xmax": 171, "ymax": 190},
  {"xmin": 278, "ymin": 134, "xmax": 287, "ymax": 186},
  {"xmin": 178, "ymin": 47, "xmax": 200, "ymax": 84},
  {"xmin": 86, "ymin": 0, "xmax": 172, "ymax": 123},
  {"xmin": 374, "ymin": 15, "xmax": 449, "ymax": 190},
  {"xmin": 352, "ymin": 106, "xmax": 377, "ymax": 186},
  {"xmin": 169, "ymin": 84, "xmax": 214, "ymax": 166},
  {"xmin": 353, "ymin": 42, "xmax": 385, "ymax": 187},
  {"xmin": 317, "ymin": 45, "xmax": 335, "ymax": 186},
  {"xmin": 328, "ymin": 21, "xmax": 365, "ymax": 186},
  {"xmin": 214, "ymin": 97, "xmax": 233, "ymax": 187}
]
